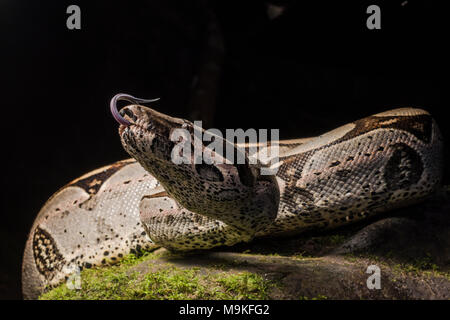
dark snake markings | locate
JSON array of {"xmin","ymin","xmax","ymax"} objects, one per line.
[
  {"xmin": 384, "ymin": 143, "xmax": 424, "ymax": 191},
  {"xmin": 32, "ymin": 226, "xmax": 65, "ymax": 281}
]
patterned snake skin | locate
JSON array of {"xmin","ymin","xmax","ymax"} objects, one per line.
[{"xmin": 22, "ymin": 101, "xmax": 444, "ymax": 299}]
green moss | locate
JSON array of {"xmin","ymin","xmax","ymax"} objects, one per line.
[
  {"xmin": 210, "ymin": 259, "xmax": 249, "ymax": 270},
  {"xmin": 299, "ymin": 294, "xmax": 328, "ymax": 300},
  {"xmin": 391, "ymin": 257, "xmax": 449, "ymax": 279},
  {"xmin": 343, "ymin": 252, "xmax": 450, "ymax": 280},
  {"xmin": 315, "ymin": 234, "xmax": 348, "ymax": 246},
  {"xmin": 39, "ymin": 251, "xmax": 157, "ymax": 300},
  {"xmin": 39, "ymin": 252, "xmax": 274, "ymax": 300},
  {"xmin": 216, "ymin": 272, "xmax": 271, "ymax": 300},
  {"xmin": 292, "ymin": 252, "xmax": 314, "ymax": 260}
]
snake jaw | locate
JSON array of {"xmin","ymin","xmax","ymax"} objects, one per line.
[{"xmin": 118, "ymin": 124, "xmax": 126, "ymax": 136}]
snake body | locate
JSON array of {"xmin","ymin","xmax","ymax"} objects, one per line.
[{"xmin": 22, "ymin": 97, "xmax": 444, "ymax": 299}]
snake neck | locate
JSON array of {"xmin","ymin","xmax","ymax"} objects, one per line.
[{"xmin": 117, "ymin": 103, "xmax": 280, "ymax": 234}]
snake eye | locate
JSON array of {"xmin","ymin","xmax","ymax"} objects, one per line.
[
  {"xmin": 236, "ymin": 164, "xmax": 255, "ymax": 187},
  {"xmin": 195, "ymin": 164, "xmax": 224, "ymax": 182}
]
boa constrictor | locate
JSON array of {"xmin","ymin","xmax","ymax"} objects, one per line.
[{"xmin": 22, "ymin": 94, "xmax": 444, "ymax": 299}]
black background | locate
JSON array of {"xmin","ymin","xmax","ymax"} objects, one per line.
[{"xmin": 0, "ymin": 0, "xmax": 448, "ymax": 299}]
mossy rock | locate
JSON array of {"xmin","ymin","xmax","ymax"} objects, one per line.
[{"xmin": 40, "ymin": 190, "xmax": 450, "ymax": 300}]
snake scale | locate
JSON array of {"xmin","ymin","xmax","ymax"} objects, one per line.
[{"xmin": 22, "ymin": 94, "xmax": 444, "ymax": 299}]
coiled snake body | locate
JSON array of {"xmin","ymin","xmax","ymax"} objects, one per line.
[{"xmin": 22, "ymin": 95, "xmax": 444, "ymax": 298}]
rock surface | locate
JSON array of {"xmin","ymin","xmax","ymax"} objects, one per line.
[{"xmin": 41, "ymin": 189, "xmax": 450, "ymax": 300}]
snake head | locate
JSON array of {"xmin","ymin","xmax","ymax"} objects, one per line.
[{"xmin": 111, "ymin": 94, "xmax": 279, "ymax": 234}]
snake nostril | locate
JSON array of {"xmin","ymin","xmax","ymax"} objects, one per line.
[
  {"xmin": 110, "ymin": 93, "xmax": 159, "ymax": 126},
  {"xmin": 120, "ymin": 108, "xmax": 138, "ymax": 122}
]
